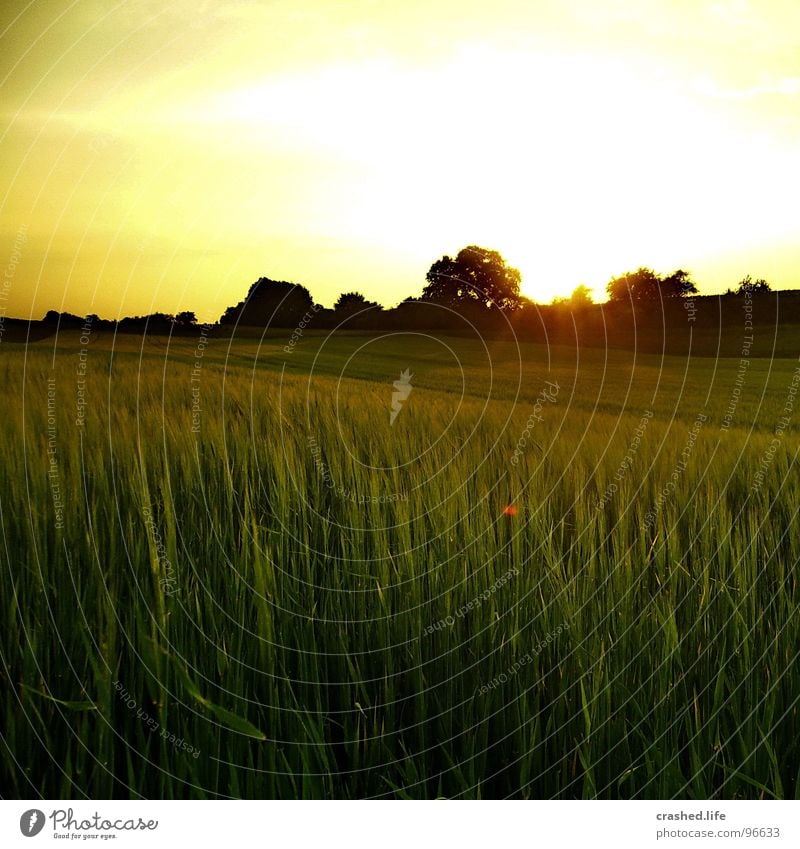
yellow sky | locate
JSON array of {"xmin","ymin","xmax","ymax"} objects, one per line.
[{"xmin": 1, "ymin": 0, "xmax": 799, "ymax": 321}]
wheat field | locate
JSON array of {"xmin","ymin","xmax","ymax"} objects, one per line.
[{"xmin": 1, "ymin": 327, "xmax": 799, "ymax": 798}]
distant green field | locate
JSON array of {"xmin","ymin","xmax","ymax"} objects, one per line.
[{"xmin": 1, "ymin": 328, "xmax": 799, "ymax": 798}]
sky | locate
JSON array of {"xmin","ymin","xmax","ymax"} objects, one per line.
[{"xmin": 1, "ymin": 0, "xmax": 799, "ymax": 321}]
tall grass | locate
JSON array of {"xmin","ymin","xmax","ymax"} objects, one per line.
[{"xmin": 1, "ymin": 329, "xmax": 798, "ymax": 798}]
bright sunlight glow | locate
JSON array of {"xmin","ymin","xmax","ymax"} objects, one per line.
[{"xmin": 2, "ymin": 1, "xmax": 799, "ymax": 318}]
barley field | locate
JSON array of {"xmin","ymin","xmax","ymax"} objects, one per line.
[{"xmin": 1, "ymin": 327, "xmax": 799, "ymax": 798}]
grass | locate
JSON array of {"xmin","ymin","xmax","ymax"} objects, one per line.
[{"xmin": 1, "ymin": 326, "xmax": 799, "ymax": 798}]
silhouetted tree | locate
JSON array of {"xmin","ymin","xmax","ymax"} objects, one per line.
[
  {"xmin": 661, "ymin": 269, "xmax": 698, "ymax": 298},
  {"xmin": 422, "ymin": 246, "xmax": 521, "ymax": 310},
  {"xmin": 333, "ymin": 292, "xmax": 381, "ymax": 315},
  {"xmin": 570, "ymin": 285, "xmax": 593, "ymax": 308},
  {"xmin": 737, "ymin": 275, "xmax": 772, "ymax": 295},
  {"xmin": 115, "ymin": 312, "xmax": 176, "ymax": 333},
  {"xmin": 219, "ymin": 277, "xmax": 314, "ymax": 327},
  {"xmin": 41, "ymin": 310, "xmax": 88, "ymax": 328},
  {"xmin": 607, "ymin": 267, "xmax": 697, "ymax": 302},
  {"xmin": 175, "ymin": 310, "xmax": 198, "ymax": 326}
]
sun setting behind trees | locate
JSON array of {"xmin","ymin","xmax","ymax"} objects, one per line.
[
  {"xmin": 4, "ymin": 0, "xmax": 800, "ymax": 826},
  {"xmin": 1, "ymin": 0, "xmax": 800, "ymax": 321}
]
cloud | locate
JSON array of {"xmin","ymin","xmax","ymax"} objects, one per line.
[{"xmin": 697, "ymin": 77, "xmax": 800, "ymax": 99}]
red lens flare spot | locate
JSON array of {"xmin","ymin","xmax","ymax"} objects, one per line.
[{"xmin": 503, "ymin": 505, "xmax": 518, "ymax": 516}]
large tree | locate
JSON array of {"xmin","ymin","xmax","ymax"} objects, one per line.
[
  {"xmin": 219, "ymin": 277, "xmax": 315, "ymax": 327},
  {"xmin": 606, "ymin": 267, "xmax": 697, "ymax": 302},
  {"xmin": 421, "ymin": 246, "xmax": 522, "ymax": 310}
]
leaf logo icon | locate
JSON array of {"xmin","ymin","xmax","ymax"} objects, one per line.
[
  {"xmin": 390, "ymin": 369, "xmax": 414, "ymax": 425},
  {"xmin": 20, "ymin": 809, "xmax": 46, "ymax": 837}
]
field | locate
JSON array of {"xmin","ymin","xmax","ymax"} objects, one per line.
[{"xmin": 1, "ymin": 325, "xmax": 799, "ymax": 799}]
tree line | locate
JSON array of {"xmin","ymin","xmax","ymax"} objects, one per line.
[
  {"xmin": 36, "ymin": 244, "xmax": 775, "ymax": 333},
  {"xmin": 215, "ymin": 245, "xmax": 774, "ymax": 330}
]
